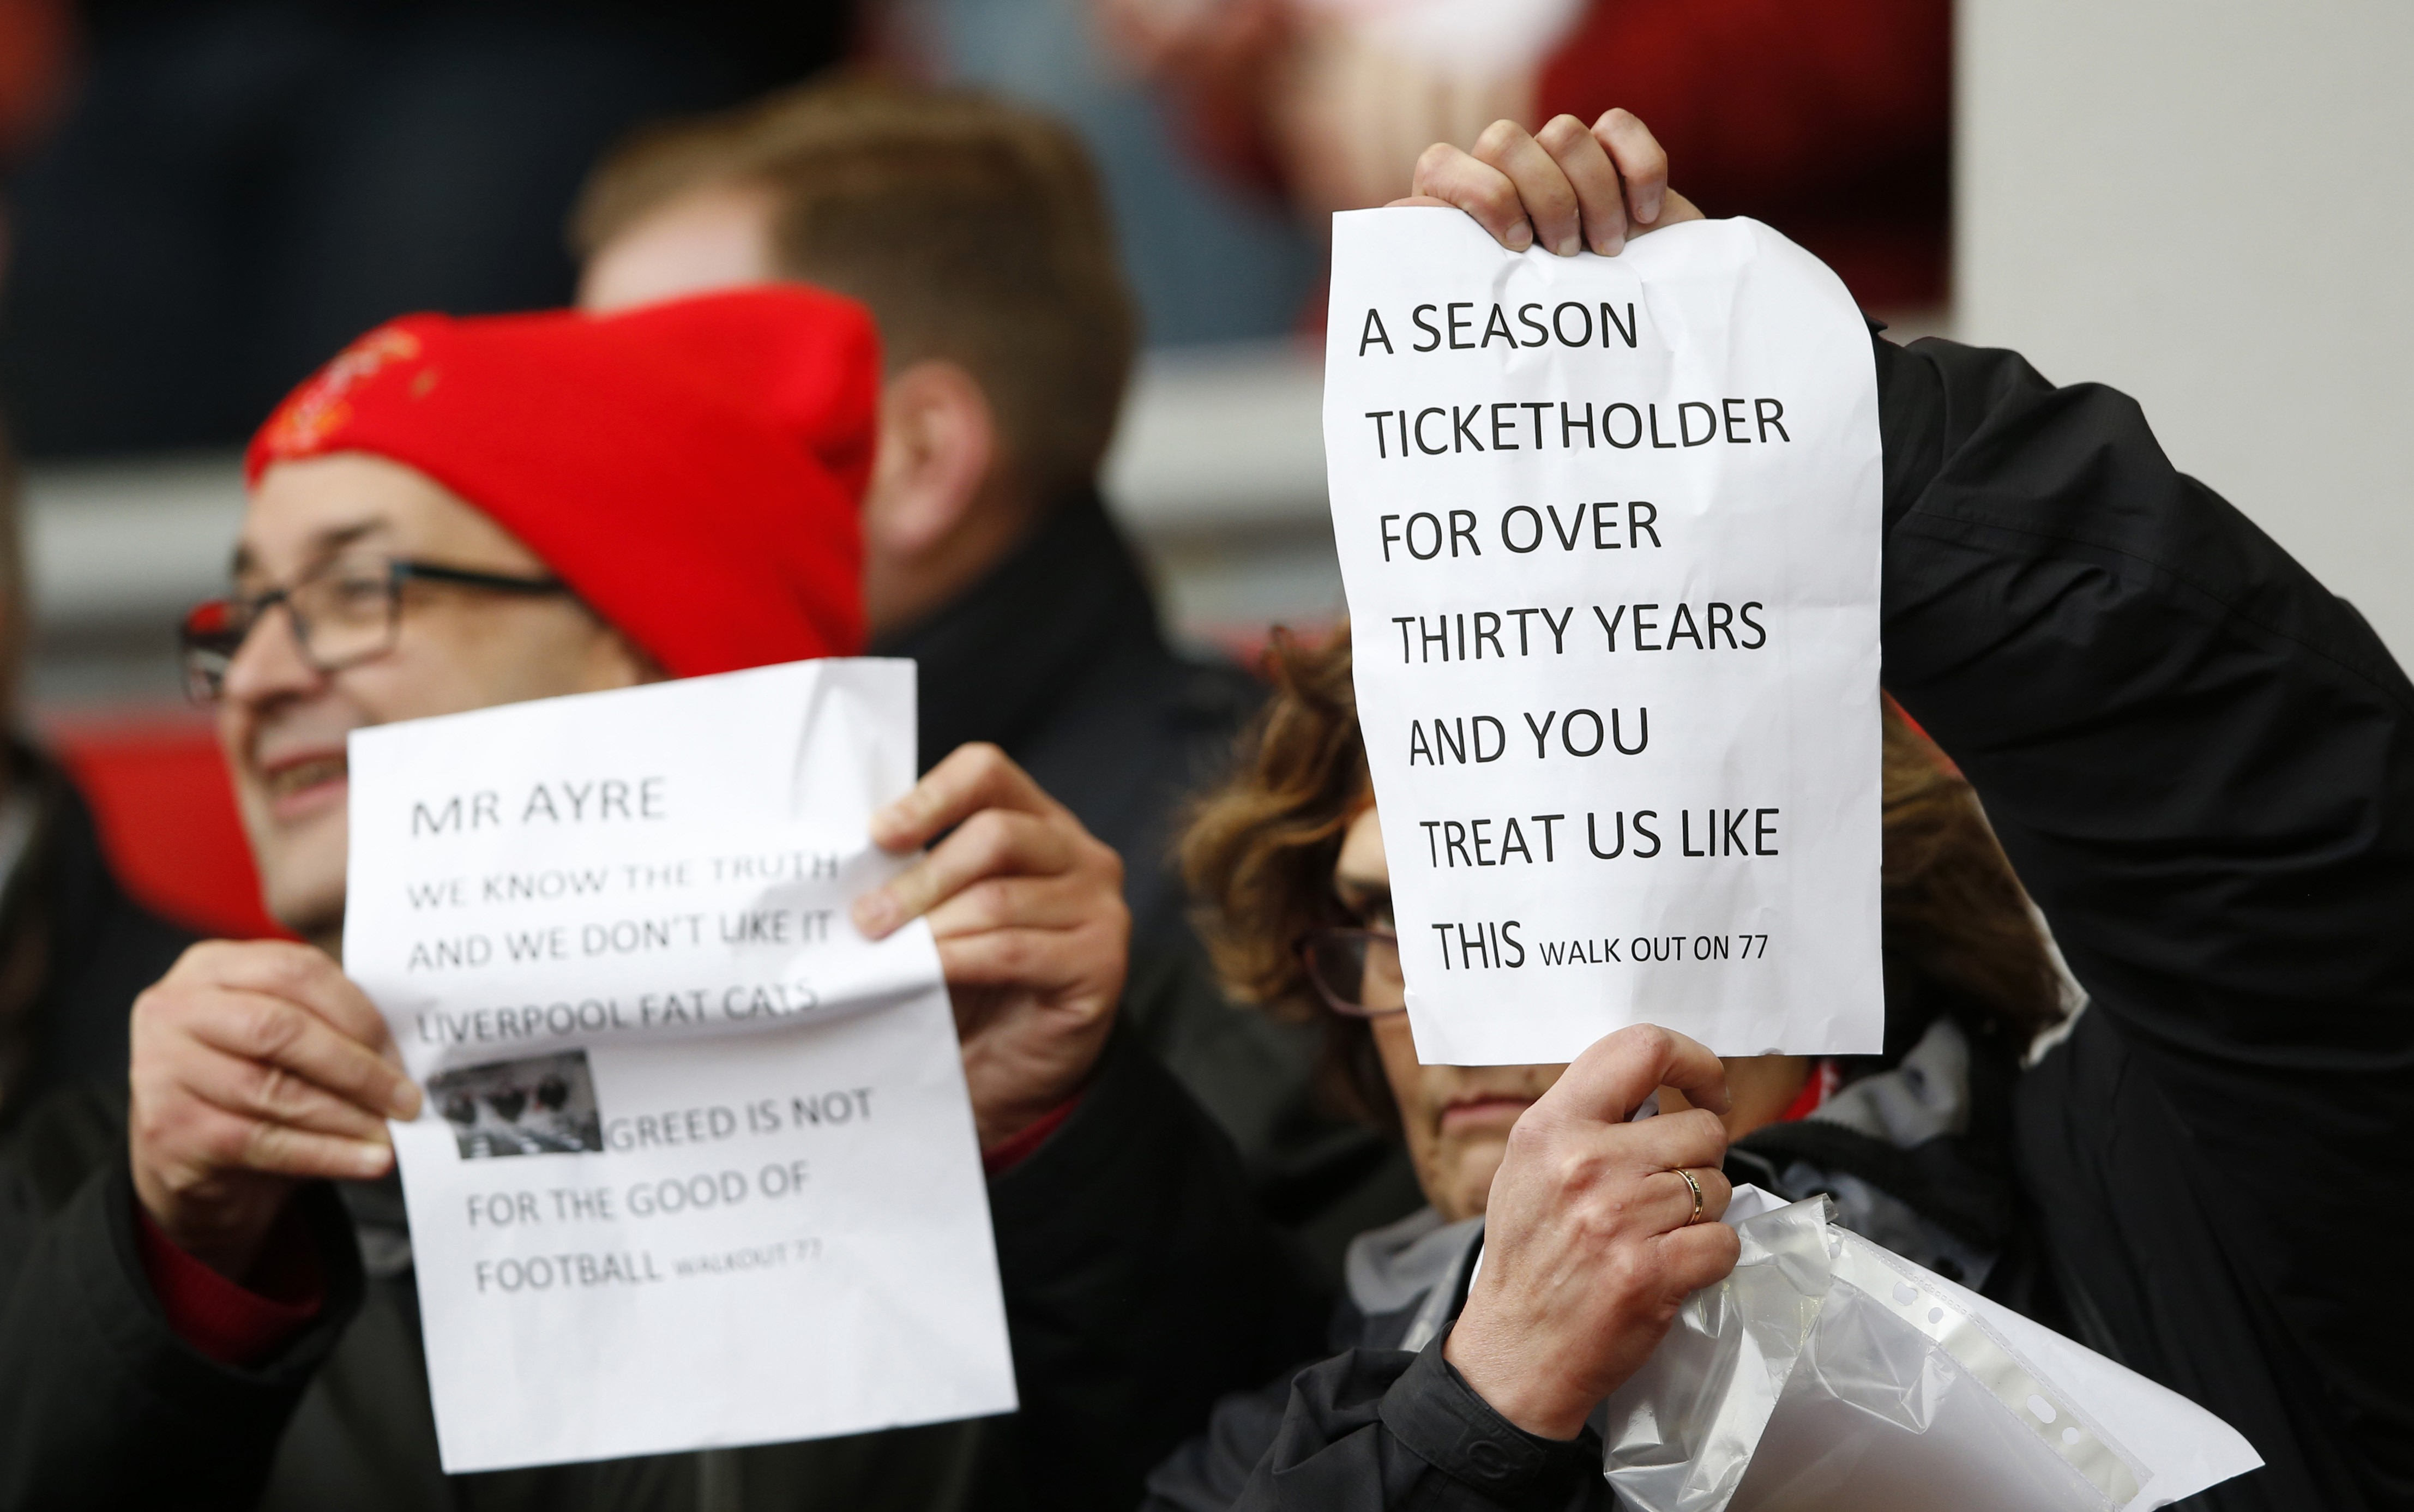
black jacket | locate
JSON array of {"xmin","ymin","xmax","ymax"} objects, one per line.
[
  {"xmin": 0, "ymin": 744, "xmax": 195, "ymax": 1130},
  {"xmin": 873, "ymin": 489, "xmax": 1257, "ymax": 962},
  {"xmin": 1135, "ymin": 327, "xmax": 2414, "ymax": 1512},
  {"xmin": 0, "ymin": 1027, "xmax": 1323, "ymax": 1512}
]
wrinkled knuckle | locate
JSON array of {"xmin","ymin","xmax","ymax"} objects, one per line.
[
  {"xmin": 129, "ymin": 1100, "xmax": 176, "ymax": 1153},
  {"xmin": 1470, "ymin": 178, "xmax": 1523, "ymax": 222},
  {"xmin": 967, "ymin": 878, "xmax": 1015, "ymax": 930},
  {"xmin": 154, "ymin": 1155, "xmax": 209, "ymax": 1202},
  {"xmin": 248, "ymin": 1063, "xmax": 299, "ymax": 1118},
  {"xmin": 130, "ymin": 984, "xmax": 180, "ymax": 1036},
  {"xmin": 1411, "ymin": 141, "xmax": 1459, "ymax": 189},
  {"xmin": 238, "ymin": 1001, "xmax": 303, "ymax": 1063},
  {"xmin": 278, "ymin": 938, "xmax": 338, "ymax": 985},
  {"xmin": 989, "ymin": 933, "xmax": 1037, "ymax": 978},
  {"xmin": 203, "ymin": 1118, "xmax": 258, "ymax": 1169},
  {"xmin": 1474, "ymin": 117, "xmax": 1525, "ymax": 156},
  {"xmin": 1599, "ymin": 1242, "xmax": 1654, "ymax": 1303},
  {"xmin": 1502, "ymin": 1115, "xmax": 1554, "ymax": 1164},
  {"xmin": 167, "ymin": 940, "xmax": 221, "ymax": 980},
  {"xmin": 1536, "ymin": 113, "xmax": 1589, "ymax": 150},
  {"xmin": 1549, "ymin": 1146, "xmax": 1604, "ymax": 1197},
  {"xmin": 982, "ymin": 813, "xmax": 1030, "ymax": 870}
]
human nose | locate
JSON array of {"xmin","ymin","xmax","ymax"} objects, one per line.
[{"xmin": 218, "ymin": 599, "xmax": 328, "ymax": 707}]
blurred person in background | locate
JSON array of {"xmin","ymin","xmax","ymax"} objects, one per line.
[
  {"xmin": 576, "ymin": 81, "xmax": 1247, "ymax": 964},
  {"xmin": 573, "ymin": 80, "xmax": 1419, "ymax": 1267},
  {"xmin": 0, "ymin": 420, "xmax": 191, "ymax": 1137},
  {"xmin": 0, "ymin": 0, "xmax": 850, "ymax": 459},
  {"xmin": 1092, "ymin": 0, "xmax": 1948, "ymax": 312},
  {"xmin": 874, "ymin": 0, "xmax": 1324, "ymax": 346}
]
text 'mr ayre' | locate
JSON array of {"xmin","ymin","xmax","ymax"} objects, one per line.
[{"xmin": 411, "ymin": 776, "xmax": 669, "ymax": 839}]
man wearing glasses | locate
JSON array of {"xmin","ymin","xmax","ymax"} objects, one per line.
[{"xmin": 0, "ymin": 286, "xmax": 1321, "ymax": 1509}]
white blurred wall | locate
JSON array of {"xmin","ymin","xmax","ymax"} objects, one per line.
[{"xmin": 1958, "ymin": 0, "xmax": 2414, "ymax": 659}]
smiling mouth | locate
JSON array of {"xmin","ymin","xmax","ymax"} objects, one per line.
[{"xmin": 261, "ymin": 753, "xmax": 348, "ymax": 802}]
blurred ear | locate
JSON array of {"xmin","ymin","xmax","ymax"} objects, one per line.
[{"xmin": 864, "ymin": 360, "xmax": 999, "ymax": 561}]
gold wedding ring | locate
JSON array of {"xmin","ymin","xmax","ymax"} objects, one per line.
[{"xmin": 1674, "ymin": 1167, "xmax": 1706, "ymax": 1226}]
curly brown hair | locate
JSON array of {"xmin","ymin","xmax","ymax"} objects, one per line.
[{"xmin": 1181, "ymin": 626, "xmax": 2067, "ymax": 1130}]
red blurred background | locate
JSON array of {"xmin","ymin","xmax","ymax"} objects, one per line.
[{"xmin": 44, "ymin": 712, "xmax": 286, "ymax": 939}]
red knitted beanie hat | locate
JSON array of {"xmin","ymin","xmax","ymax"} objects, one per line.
[{"xmin": 245, "ymin": 285, "xmax": 881, "ymax": 677}]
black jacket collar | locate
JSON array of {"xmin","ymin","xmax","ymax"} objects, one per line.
[{"xmin": 870, "ymin": 489, "xmax": 1166, "ymax": 774}]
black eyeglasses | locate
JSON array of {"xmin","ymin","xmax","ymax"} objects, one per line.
[
  {"xmin": 178, "ymin": 554, "xmax": 567, "ymax": 701},
  {"xmin": 1298, "ymin": 926, "xmax": 1407, "ymax": 1017}
]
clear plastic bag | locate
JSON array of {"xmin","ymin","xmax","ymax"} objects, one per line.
[{"xmin": 1599, "ymin": 1189, "xmax": 2259, "ymax": 1512}]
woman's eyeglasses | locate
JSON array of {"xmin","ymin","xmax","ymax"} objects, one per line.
[
  {"xmin": 1298, "ymin": 926, "xmax": 1406, "ymax": 1017},
  {"xmin": 178, "ymin": 553, "xmax": 567, "ymax": 702}
]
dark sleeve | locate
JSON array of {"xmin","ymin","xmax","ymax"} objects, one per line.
[
  {"xmin": 0, "ymin": 1155, "xmax": 365, "ymax": 1512},
  {"xmin": 1870, "ymin": 333, "xmax": 2414, "ymax": 1502},
  {"xmin": 1143, "ymin": 1340, "xmax": 1604, "ymax": 1512},
  {"xmin": 985, "ymin": 1028, "xmax": 1332, "ymax": 1512}
]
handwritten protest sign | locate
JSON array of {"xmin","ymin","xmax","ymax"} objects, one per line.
[
  {"xmin": 1323, "ymin": 209, "xmax": 1885, "ymax": 1064},
  {"xmin": 344, "ymin": 659, "xmax": 1015, "ymax": 1473}
]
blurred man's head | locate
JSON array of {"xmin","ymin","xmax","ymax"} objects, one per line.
[
  {"xmin": 197, "ymin": 290, "xmax": 880, "ymax": 947},
  {"xmin": 571, "ymin": 82, "xmax": 1136, "ymax": 635}
]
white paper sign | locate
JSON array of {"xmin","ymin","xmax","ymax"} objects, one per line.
[
  {"xmin": 1323, "ymin": 209, "xmax": 1885, "ymax": 1063},
  {"xmin": 343, "ymin": 660, "xmax": 1017, "ymax": 1473}
]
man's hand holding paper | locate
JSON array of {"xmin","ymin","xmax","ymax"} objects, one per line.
[
  {"xmin": 129, "ymin": 939, "xmax": 420, "ymax": 1279},
  {"xmin": 853, "ymin": 742, "xmax": 1128, "ymax": 1151},
  {"xmin": 1394, "ymin": 109, "xmax": 1702, "ymax": 256}
]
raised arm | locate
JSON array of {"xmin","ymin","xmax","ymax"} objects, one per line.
[{"xmin": 1870, "ymin": 332, "xmax": 2414, "ymax": 1506}]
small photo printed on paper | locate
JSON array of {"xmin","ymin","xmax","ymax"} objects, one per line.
[{"xmin": 429, "ymin": 1050, "xmax": 604, "ymax": 1159}]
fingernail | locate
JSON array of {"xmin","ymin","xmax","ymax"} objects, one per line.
[
  {"xmin": 852, "ymin": 893, "xmax": 897, "ymax": 938},
  {"xmin": 1507, "ymin": 222, "xmax": 1533, "ymax": 250},
  {"xmin": 390, "ymin": 1080, "xmax": 423, "ymax": 1121},
  {"xmin": 355, "ymin": 1143, "xmax": 392, "ymax": 1178},
  {"xmin": 1555, "ymin": 234, "xmax": 1579, "ymax": 257},
  {"xmin": 1603, "ymin": 233, "xmax": 1626, "ymax": 256}
]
